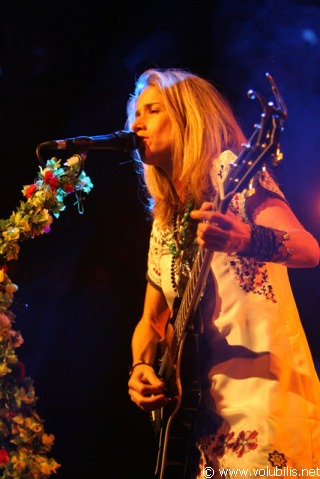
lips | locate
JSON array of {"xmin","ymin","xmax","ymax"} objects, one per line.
[
  {"xmin": 137, "ymin": 137, "xmax": 148, "ymax": 152},
  {"xmin": 137, "ymin": 138, "xmax": 146, "ymax": 155}
]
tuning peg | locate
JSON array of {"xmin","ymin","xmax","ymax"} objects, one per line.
[
  {"xmin": 271, "ymin": 147, "xmax": 284, "ymax": 166},
  {"xmin": 244, "ymin": 178, "xmax": 256, "ymax": 198}
]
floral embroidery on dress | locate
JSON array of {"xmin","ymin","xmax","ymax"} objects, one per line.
[
  {"xmin": 268, "ymin": 450, "xmax": 288, "ymax": 468},
  {"xmin": 148, "ymin": 222, "xmax": 174, "ymax": 286},
  {"xmin": 230, "ymin": 193, "xmax": 247, "ymax": 220},
  {"xmin": 212, "ymin": 432, "xmax": 236, "ymax": 458},
  {"xmin": 228, "ymin": 255, "xmax": 277, "ymax": 302},
  {"xmin": 233, "ymin": 430, "xmax": 258, "ymax": 458},
  {"xmin": 201, "ymin": 429, "xmax": 259, "ymax": 460},
  {"xmin": 198, "ymin": 434, "xmax": 216, "ymax": 453},
  {"xmin": 227, "ymin": 188, "xmax": 278, "ymax": 302}
]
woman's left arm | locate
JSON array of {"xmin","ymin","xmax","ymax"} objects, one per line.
[
  {"xmin": 190, "ymin": 198, "xmax": 320, "ymax": 268},
  {"xmin": 251, "ymin": 196, "xmax": 319, "ymax": 268}
]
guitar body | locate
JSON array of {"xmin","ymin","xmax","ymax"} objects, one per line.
[
  {"xmin": 152, "ymin": 328, "xmax": 201, "ymax": 479},
  {"xmin": 150, "ymin": 73, "xmax": 287, "ymax": 479}
]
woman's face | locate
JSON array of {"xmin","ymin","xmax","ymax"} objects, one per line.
[{"xmin": 131, "ymin": 86, "xmax": 173, "ymax": 176}]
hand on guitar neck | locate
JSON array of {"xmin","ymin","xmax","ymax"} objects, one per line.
[{"xmin": 190, "ymin": 202, "xmax": 252, "ymax": 254}]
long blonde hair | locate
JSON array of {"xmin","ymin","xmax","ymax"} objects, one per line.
[{"xmin": 126, "ymin": 68, "xmax": 246, "ymax": 225}]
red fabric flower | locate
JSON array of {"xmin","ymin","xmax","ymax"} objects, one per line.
[
  {"xmin": 44, "ymin": 171, "xmax": 59, "ymax": 189},
  {"xmin": 0, "ymin": 449, "xmax": 10, "ymax": 465},
  {"xmin": 25, "ymin": 184, "xmax": 37, "ymax": 198},
  {"xmin": 63, "ymin": 183, "xmax": 75, "ymax": 193},
  {"xmin": 1, "ymin": 264, "xmax": 8, "ymax": 274}
]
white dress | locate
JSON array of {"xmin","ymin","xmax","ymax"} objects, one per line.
[{"xmin": 146, "ymin": 151, "xmax": 320, "ymax": 477}]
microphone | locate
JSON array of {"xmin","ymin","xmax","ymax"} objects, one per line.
[{"xmin": 37, "ymin": 130, "xmax": 140, "ymax": 153}]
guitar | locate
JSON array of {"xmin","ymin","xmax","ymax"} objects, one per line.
[{"xmin": 151, "ymin": 73, "xmax": 288, "ymax": 479}]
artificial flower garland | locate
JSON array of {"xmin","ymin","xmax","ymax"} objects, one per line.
[{"xmin": 0, "ymin": 155, "xmax": 93, "ymax": 478}]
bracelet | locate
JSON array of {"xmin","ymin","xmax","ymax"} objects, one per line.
[
  {"xmin": 129, "ymin": 362, "xmax": 153, "ymax": 377},
  {"xmin": 271, "ymin": 228, "xmax": 293, "ymax": 264},
  {"xmin": 240, "ymin": 224, "xmax": 292, "ymax": 263}
]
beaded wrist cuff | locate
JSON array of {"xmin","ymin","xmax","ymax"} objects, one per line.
[{"xmin": 241, "ymin": 224, "xmax": 292, "ymax": 263}]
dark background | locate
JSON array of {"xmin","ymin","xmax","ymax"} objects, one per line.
[{"xmin": 1, "ymin": 0, "xmax": 320, "ymax": 477}]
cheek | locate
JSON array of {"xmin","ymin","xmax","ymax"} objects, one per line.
[{"xmin": 157, "ymin": 122, "xmax": 173, "ymax": 148}]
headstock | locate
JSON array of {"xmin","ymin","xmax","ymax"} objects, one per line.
[{"xmin": 220, "ymin": 73, "xmax": 288, "ymax": 213}]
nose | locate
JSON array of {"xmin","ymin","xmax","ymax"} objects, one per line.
[{"xmin": 131, "ymin": 115, "xmax": 145, "ymax": 132}]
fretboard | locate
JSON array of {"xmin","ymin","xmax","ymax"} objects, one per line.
[{"xmin": 158, "ymin": 246, "xmax": 213, "ymax": 386}]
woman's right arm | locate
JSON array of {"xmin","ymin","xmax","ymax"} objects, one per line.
[{"xmin": 128, "ymin": 281, "xmax": 171, "ymax": 411}]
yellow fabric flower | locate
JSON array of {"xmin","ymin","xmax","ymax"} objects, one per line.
[
  {"xmin": 2, "ymin": 227, "xmax": 20, "ymax": 242},
  {"xmin": 11, "ymin": 451, "xmax": 27, "ymax": 473},
  {"xmin": 12, "ymin": 414, "xmax": 25, "ymax": 426},
  {"xmin": 15, "ymin": 386, "xmax": 36, "ymax": 406},
  {"xmin": 0, "ymin": 363, "xmax": 11, "ymax": 377}
]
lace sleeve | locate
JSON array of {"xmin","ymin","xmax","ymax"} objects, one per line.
[{"xmin": 256, "ymin": 168, "xmax": 287, "ymax": 202}]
